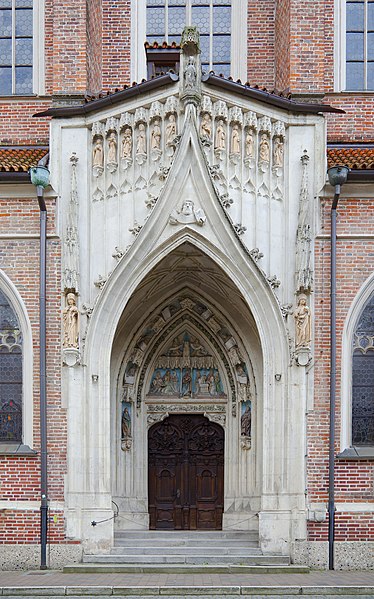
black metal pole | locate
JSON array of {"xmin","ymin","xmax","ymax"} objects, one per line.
[
  {"xmin": 328, "ymin": 186, "xmax": 340, "ymax": 570},
  {"xmin": 37, "ymin": 186, "xmax": 48, "ymax": 570}
]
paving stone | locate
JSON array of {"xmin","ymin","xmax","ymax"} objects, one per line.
[
  {"xmin": 1, "ymin": 588, "xmax": 67, "ymax": 596},
  {"xmin": 159, "ymin": 587, "xmax": 241, "ymax": 595},
  {"xmin": 66, "ymin": 587, "xmax": 113, "ymax": 596},
  {"xmin": 112, "ymin": 589, "xmax": 160, "ymax": 596}
]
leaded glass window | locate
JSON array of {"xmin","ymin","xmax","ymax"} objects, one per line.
[
  {"xmin": 0, "ymin": 290, "xmax": 22, "ymax": 442},
  {"xmin": 0, "ymin": 0, "xmax": 33, "ymax": 95},
  {"xmin": 346, "ymin": 0, "xmax": 374, "ymax": 90},
  {"xmin": 352, "ymin": 294, "xmax": 374, "ymax": 445},
  {"xmin": 146, "ymin": 0, "xmax": 231, "ymax": 77}
]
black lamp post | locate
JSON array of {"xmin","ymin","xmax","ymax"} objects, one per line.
[
  {"xmin": 326, "ymin": 165, "xmax": 349, "ymax": 571},
  {"xmin": 29, "ymin": 164, "xmax": 50, "ymax": 570}
]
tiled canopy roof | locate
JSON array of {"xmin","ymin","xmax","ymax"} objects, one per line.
[
  {"xmin": 327, "ymin": 146, "xmax": 374, "ymax": 170},
  {"xmin": 0, "ymin": 147, "xmax": 49, "ymax": 172}
]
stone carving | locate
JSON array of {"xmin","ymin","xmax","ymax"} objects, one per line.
[
  {"xmin": 105, "ymin": 116, "xmax": 118, "ymax": 134},
  {"xmin": 295, "ymin": 151, "xmax": 313, "ymax": 292},
  {"xmin": 147, "ymin": 404, "xmax": 226, "ymax": 414},
  {"xmin": 112, "ymin": 246, "xmax": 125, "ymax": 261},
  {"xmin": 92, "ymin": 137, "xmax": 104, "ymax": 175},
  {"xmin": 215, "ymin": 120, "xmax": 226, "ymax": 151},
  {"xmin": 249, "ymin": 248, "xmax": 263, "ymax": 262},
  {"xmin": 184, "ymin": 56, "xmax": 197, "ymax": 90},
  {"xmin": 180, "ymin": 298, "xmax": 195, "ymax": 310},
  {"xmin": 294, "ymin": 294, "xmax": 312, "ymax": 349},
  {"xmin": 219, "ymin": 193, "xmax": 233, "ymax": 209},
  {"xmin": 214, "ymin": 100, "xmax": 228, "ymax": 120},
  {"xmin": 129, "ymin": 221, "xmax": 142, "ymax": 236},
  {"xmin": 258, "ymin": 115, "xmax": 272, "ymax": 134},
  {"xmin": 165, "ymin": 95, "xmax": 178, "ymax": 115},
  {"xmin": 149, "ymin": 100, "xmax": 163, "ymax": 120},
  {"xmin": 229, "ymin": 106, "xmax": 243, "ymax": 125},
  {"xmin": 145, "ymin": 194, "xmax": 158, "ymax": 210},
  {"xmin": 63, "ymin": 292, "xmax": 79, "ymax": 349},
  {"xmin": 244, "ymin": 111, "xmax": 258, "ymax": 130},
  {"xmin": 151, "ymin": 119, "xmax": 161, "ymax": 150},
  {"xmin": 273, "ymin": 137, "xmax": 284, "ymax": 167},
  {"xmin": 281, "ymin": 303, "xmax": 293, "ymax": 318},
  {"xmin": 267, "ymin": 275, "xmax": 281, "ymax": 289},
  {"xmin": 241, "ymin": 437, "xmax": 251, "ymax": 450},
  {"xmin": 158, "ymin": 165, "xmax": 170, "ymax": 180},
  {"xmin": 241, "ymin": 401, "xmax": 252, "ymax": 437},
  {"xmin": 230, "ymin": 124, "xmax": 241, "ymax": 155},
  {"xmin": 121, "ymin": 401, "xmax": 132, "ymax": 451},
  {"xmin": 234, "ymin": 223, "xmax": 246, "ymax": 235},
  {"xmin": 169, "ymin": 199, "xmax": 206, "ymax": 226},
  {"xmin": 205, "ymin": 412, "xmax": 226, "ymax": 427},
  {"xmin": 63, "ymin": 153, "xmax": 79, "ymax": 291},
  {"xmin": 228, "ymin": 346, "xmax": 242, "ymax": 366},
  {"xmin": 107, "ymin": 132, "xmax": 117, "ymax": 167},
  {"xmin": 147, "ymin": 413, "xmax": 168, "ymax": 426},
  {"xmin": 94, "ymin": 274, "xmax": 107, "ymax": 289},
  {"xmin": 136, "ymin": 123, "xmax": 146, "ymax": 157},
  {"xmin": 200, "ymin": 113, "xmax": 212, "ymax": 139},
  {"xmin": 121, "ymin": 127, "xmax": 132, "ymax": 159},
  {"xmin": 259, "ymin": 133, "xmax": 270, "ymax": 163},
  {"xmin": 165, "ymin": 114, "xmax": 177, "ymax": 145},
  {"xmin": 245, "ymin": 129, "xmax": 255, "ymax": 159}
]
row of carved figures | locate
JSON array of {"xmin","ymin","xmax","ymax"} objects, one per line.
[{"xmin": 91, "ymin": 114, "xmax": 284, "ymax": 172}]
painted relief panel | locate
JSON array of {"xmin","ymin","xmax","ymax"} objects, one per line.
[{"xmin": 147, "ymin": 332, "xmax": 225, "ymax": 399}]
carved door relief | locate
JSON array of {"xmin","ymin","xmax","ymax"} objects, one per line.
[{"xmin": 148, "ymin": 414, "xmax": 224, "ymax": 530}]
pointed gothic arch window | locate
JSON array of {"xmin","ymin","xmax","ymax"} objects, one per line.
[
  {"xmin": 352, "ymin": 293, "xmax": 374, "ymax": 445},
  {"xmin": 0, "ymin": 289, "xmax": 23, "ymax": 442}
]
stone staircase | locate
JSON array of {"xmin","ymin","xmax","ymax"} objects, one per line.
[{"xmin": 64, "ymin": 530, "xmax": 309, "ymax": 573}]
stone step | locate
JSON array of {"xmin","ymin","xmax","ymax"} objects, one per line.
[
  {"xmin": 114, "ymin": 530, "xmax": 259, "ymax": 541},
  {"xmin": 114, "ymin": 538, "xmax": 259, "ymax": 548},
  {"xmin": 64, "ymin": 563, "xmax": 309, "ymax": 574},
  {"xmin": 83, "ymin": 554, "xmax": 289, "ymax": 565},
  {"xmin": 110, "ymin": 545, "xmax": 262, "ymax": 555}
]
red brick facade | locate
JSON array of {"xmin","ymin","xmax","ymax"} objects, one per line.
[{"xmin": 0, "ymin": 0, "xmax": 373, "ymax": 563}]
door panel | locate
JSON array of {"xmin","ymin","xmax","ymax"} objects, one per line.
[{"xmin": 148, "ymin": 414, "xmax": 224, "ymax": 530}]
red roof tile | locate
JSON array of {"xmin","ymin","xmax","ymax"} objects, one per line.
[
  {"xmin": 327, "ymin": 146, "xmax": 374, "ymax": 170},
  {"xmin": 0, "ymin": 147, "xmax": 49, "ymax": 173}
]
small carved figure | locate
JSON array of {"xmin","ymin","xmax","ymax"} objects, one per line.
[
  {"xmin": 273, "ymin": 137, "xmax": 284, "ymax": 167},
  {"xmin": 107, "ymin": 132, "xmax": 117, "ymax": 163},
  {"xmin": 151, "ymin": 119, "xmax": 161, "ymax": 150},
  {"xmin": 184, "ymin": 56, "xmax": 196, "ymax": 89},
  {"xmin": 245, "ymin": 129, "xmax": 254, "ymax": 158},
  {"xmin": 169, "ymin": 199, "xmax": 206, "ymax": 226},
  {"xmin": 121, "ymin": 405, "xmax": 131, "ymax": 439},
  {"xmin": 231, "ymin": 124, "xmax": 241, "ymax": 154},
  {"xmin": 93, "ymin": 138, "xmax": 103, "ymax": 167},
  {"xmin": 215, "ymin": 120, "xmax": 226, "ymax": 150},
  {"xmin": 63, "ymin": 293, "xmax": 79, "ymax": 348},
  {"xmin": 136, "ymin": 123, "xmax": 146, "ymax": 155},
  {"xmin": 294, "ymin": 294, "xmax": 312, "ymax": 348},
  {"xmin": 165, "ymin": 114, "xmax": 177, "ymax": 145},
  {"xmin": 241, "ymin": 403, "xmax": 251, "ymax": 437},
  {"xmin": 259, "ymin": 133, "xmax": 270, "ymax": 162},
  {"xmin": 201, "ymin": 113, "xmax": 212, "ymax": 138},
  {"xmin": 122, "ymin": 127, "xmax": 132, "ymax": 159}
]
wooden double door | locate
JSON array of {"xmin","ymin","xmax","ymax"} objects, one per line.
[{"xmin": 148, "ymin": 414, "xmax": 224, "ymax": 530}]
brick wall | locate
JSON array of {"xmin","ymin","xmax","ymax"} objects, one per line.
[
  {"xmin": 0, "ymin": 101, "xmax": 50, "ymax": 146},
  {"xmin": 309, "ymin": 195, "xmax": 374, "ymax": 542},
  {"xmin": 0, "ymin": 196, "xmax": 67, "ymax": 543},
  {"xmin": 247, "ymin": 0, "xmax": 275, "ymax": 88},
  {"xmin": 102, "ymin": 0, "xmax": 131, "ymax": 89}
]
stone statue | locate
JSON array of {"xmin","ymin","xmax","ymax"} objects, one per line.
[
  {"xmin": 107, "ymin": 132, "xmax": 117, "ymax": 163},
  {"xmin": 169, "ymin": 199, "xmax": 206, "ymax": 226},
  {"xmin": 151, "ymin": 119, "xmax": 161, "ymax": 150},
  {"xmin": 259, "ymin": 133, "xmax": 270, "ymax": 162},
  {"xmin": 92, "ymin": 138, "xmax": 103, "ymax": 167},
  {"xmin": 215, "ymin": 120, "xmax": 226, "ymax": 150},
  {"xmin": 245, "ymin": 129, "xmax": 254, "ymax": 158},
  {"xmin": 294, "ymin": 294, "xmax": 312, "ymax": 348},
  {"xmin": 63, "ymin": 292, "xmax": 79, "ymax": 348},
  {"xmin": 121, "ymin": 405, "xmax": 131, "ymax": 439},
  {"xmin": 122, "ymin": 127, "xmax": 132, "ymax": 159},
  {"xmin": 165, "ymin": 114, "xmax": 177, "ymax": 145},
  {"xmin": 231, "ymin": 124, "xmax": 241, "ymax": 154},
  {"xmin": 136, "ymin": 123, "xmax": 146, "ymax": 155},
  {"xmin": 184, "ymin": 56, "xmax": 196, "ymax": 89},
  {"xmin": 201, "ymin": 113, "xmax": 212, "ymax": 139},
  {"xmin": 273, "ymin": 137, "xmax": 284, "ymax": 167},
  {"xmin": 241, "ymin": 403, "xmax": 251, "ymax": 437}
]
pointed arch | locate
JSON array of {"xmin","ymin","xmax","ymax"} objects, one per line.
[
  {"xmin": 341, "ymin": 271, "xmax": 374, "ymax": 450},
  {"xmin": 0, "ymin": 269, "xmax": 34, "ymax": 448}
]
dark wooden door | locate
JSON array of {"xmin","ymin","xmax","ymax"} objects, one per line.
[{"xmin": 148, "ymin": 414, "xmax": 224, "ymax": 530}]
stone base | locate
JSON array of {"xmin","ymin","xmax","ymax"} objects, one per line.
[
  {"xmin": 0, "ymin": 544, "xmax": 82, "ymax": 571},
  {"xmin": 292, "ymin": 540, "xmax": 374, "ymax": 570}
]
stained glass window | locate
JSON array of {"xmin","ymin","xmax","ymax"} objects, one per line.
[
  {"xmin": 352, "ymin": 294, "xmax": 374, "ymax": 445},
  {"xmin": 0, "ymin": 290, "xmax": 23, "ymax": 442},
  {"xmin": 346, "ymin": 0, "xmax": 374, "ymax": 90},
  {"xmin": 0, "ymin": 0, "xmax": 33, "ymax": 95},
  {"xmin": 146, "ymin": 0, "xmax": 231, "ymax": 76}
]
